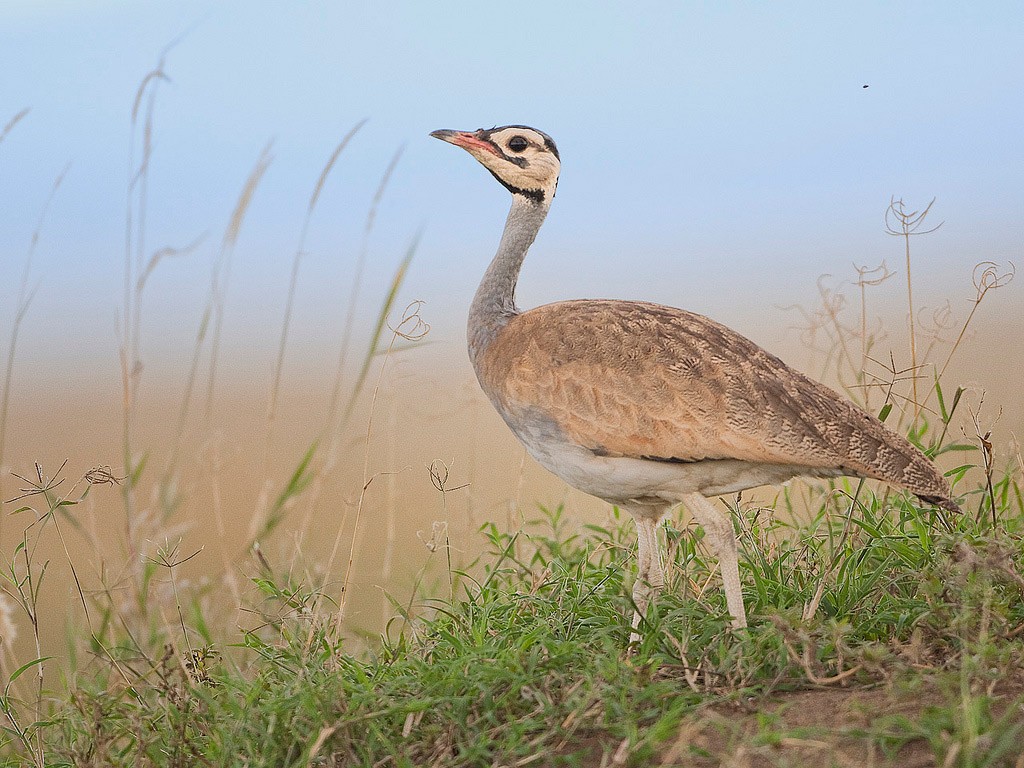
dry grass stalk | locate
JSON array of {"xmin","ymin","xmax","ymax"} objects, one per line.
[
  {"xmin": 265, "ymin": 119, "xmax": 367, "ymax": 438},
  {"xmin": 295, "ymin": 237, "xmax": 421, "ymax": 583},
  {"xmin": 120, "ymin": 56, "xmax": 169, "ymax": 569},
  {"xmin": 0, "ymin": 162, "xmax": 70, "ymax": 526},
  {"xmin": 255, "ymin": 121, "xmax": 366, "ymax": 544},
  {"xmin": 298, "ymin": 144, "xmax": 406, "ymax": 552},
  {"xmin": 379, "ymin": 393, "xmax": 400, "ymax": 614},
  {"xmin": 201, "ymin": 141, "xmax": 275, "ymax": 421},
  {"xmin": 325, "ymin": 144, "xmax": 406, "ymax": 433},
  {"xmin": 428, "ymin": 459, "xmax": 469, "ymax": 599},
  {"xmin": 885, "ymin": 197, "xmax": 943, "ymax": 416},
  {"xmin": 924, "ymin": 261, "xmax": 1015, "ymax": 410},
  {"xmin": 0, "ymin": 108, "xmax": 30, "ymax": 148},
  {"xmin": 334, "ymin": 301, "xmax": 429, "ymax": 634},
  {"xmin": 853, "ymin": 261, "xmax": 893, "ymax": 410}
]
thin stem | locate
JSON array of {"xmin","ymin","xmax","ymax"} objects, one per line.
[{"xmin": 904, "ymin": 232, "xmax": 918, "ymax": 411}]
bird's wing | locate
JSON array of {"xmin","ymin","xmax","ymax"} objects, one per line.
[{"xmin": 476, "ymin": 299, "xmax": 951, "ymax": 502}]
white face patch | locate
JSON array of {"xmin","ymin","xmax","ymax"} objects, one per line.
[{"xmin": 470, "ymin": 126, "xmax": 561, "ymax": 203}]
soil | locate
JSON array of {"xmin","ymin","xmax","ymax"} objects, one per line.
[{"xmin": 655, "ymin": 673, "xmax": 1024, "ymax": 768}]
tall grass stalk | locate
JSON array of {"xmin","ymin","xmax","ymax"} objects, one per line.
[
  {"xmin": 0, "ymin": 109, "xmax": 30, "ymax": 147},
  {"xmin": 428, "ymin": 459, "xmax": 464, "ymax": 601},
  {"xmin": 853, "ymin": 261, "xmax": 893, "ymax": 411},
  {"xmin": 379, "ymin": 393, "xmax": 400, "ymax": 625},
  {"xmin": 297, "ymin": 145, "xmax": 406, "ymax": 549},
  {"xmin": 325, "ymin": 144, "xmax": 405, "ymax": 433},
  {"xmin": 0, "ymin": 158, "xmax": 69, "ymax": 525},
  {"xmin": 251, "ymin": 120, "xmax": 366, "ymax": 544},
  {"xmin": 199, "ymin": 142, "xmax": 275, "ymax": 424},
  {"xmin": 120, "ymin": 56, "xmax": 170, "ymax": 574},
  {"xmin": 160, "ymin": 142, "xmax": 274, "ymax": 611},
  {"xmin": 290, "ymin": 237, "xmax": 422, "ymax": 646},
  {"xmin": 885, "ymin": 196, "xmax": 942, "ymax": 418},
  {"xmin": 924, "ymin": 261, "xmax": 1015, "ymax": 412},
  {"xmin": 333, "ymin": 298, "xmax": 428, "ymax": 634},
  {"xmin": 264, "ymin": 118, "xmax": 367, "ymax": 442}
]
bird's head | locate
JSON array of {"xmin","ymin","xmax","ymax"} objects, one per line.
[{"xmin": 430, "ymin": 125, "xmax": 560, "ymax": 205}]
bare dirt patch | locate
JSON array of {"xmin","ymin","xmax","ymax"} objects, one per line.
[{"xmin": 656, "ymin": 673, "xmax": 1024, "ymax": 767}]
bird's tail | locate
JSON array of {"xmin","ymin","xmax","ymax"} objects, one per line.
[{"xmin": 916, "ymin": 493, "xmax": 962, "ymax": 531}]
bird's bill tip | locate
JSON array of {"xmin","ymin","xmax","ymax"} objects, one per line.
[{"xmin": 429, "ymin": 128, "xmax": 498, "ymax": 155}]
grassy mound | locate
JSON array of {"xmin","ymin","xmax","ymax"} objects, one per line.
[{"xmin": 10, "ymin": 482, "xmax": 1019, "ymax": 767}]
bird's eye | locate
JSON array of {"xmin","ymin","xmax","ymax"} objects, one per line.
[{"xmin": 507, "ymin": 136, "xmax": 529, "ymax": 153}]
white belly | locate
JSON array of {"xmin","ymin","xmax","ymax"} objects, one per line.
[{"xmin": 505, "ymin": 411, "xmax": 837, "ymax": 504}]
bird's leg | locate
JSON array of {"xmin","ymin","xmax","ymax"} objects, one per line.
[
  {"xmin": 627, "ymin": 506, "xmax": 669, "ymax": 644},
  {"xmin": 682, "ymin": 493, "xmax": 747, "ymax": 629}
]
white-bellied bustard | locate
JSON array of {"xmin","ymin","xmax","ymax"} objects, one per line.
[{"xmin": 431, "ymin": 124, "xmax": 960, "ymax": 641}]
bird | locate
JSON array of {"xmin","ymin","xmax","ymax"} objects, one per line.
[{"xmin": 430, "ymin": 124, "xmax": 960, "ymax": 642}]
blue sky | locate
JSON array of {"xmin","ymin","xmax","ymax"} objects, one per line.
[{"xmin": 2, "ymin": 1, "xmax": 1021, "ymax": 380}]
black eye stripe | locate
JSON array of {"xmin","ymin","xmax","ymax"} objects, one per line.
[{"xmin": 478, "ymin": 126, "xmax": 559, "ymax": 159}]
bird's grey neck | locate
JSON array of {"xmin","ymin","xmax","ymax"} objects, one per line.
[{"xmin": 468, "ymin": 194, "xmax": 550, "ymax": 361}]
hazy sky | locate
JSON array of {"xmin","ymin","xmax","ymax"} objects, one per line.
[{"xmin": 2, "ymin": 1, "xmax": 1021, "ymax": 380}]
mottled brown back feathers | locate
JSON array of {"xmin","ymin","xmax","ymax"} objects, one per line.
[{"xmin": 475, "ymin": 299, "xmax": 956, "ymax": 508}]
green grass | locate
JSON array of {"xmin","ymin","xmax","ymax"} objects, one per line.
[{"xmin": 4, "ymin": 477, "xmax": 1021, "ymax": 767}]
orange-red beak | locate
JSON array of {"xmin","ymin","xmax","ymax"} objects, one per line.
[{"xmin": 430, "ymin": 129, "xmax": 500, "ymax": 156}]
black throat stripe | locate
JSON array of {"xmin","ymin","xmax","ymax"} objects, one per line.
[{"xmin": 485, "ymin": 167, "xmax": 545, "ymax": 203}]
